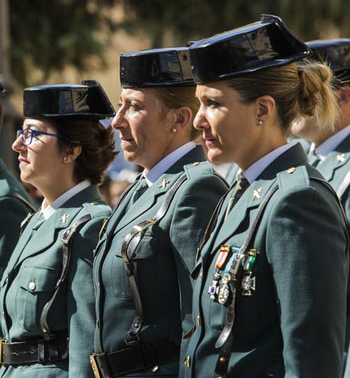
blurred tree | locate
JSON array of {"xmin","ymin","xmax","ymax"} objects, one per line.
[
  {"xmin": 9, "ymin": 0, "xmax": 119, "ymax": 86},
  {"xmin": 9, "ymin": 0, "xmax": 350, "ymax": 86}
]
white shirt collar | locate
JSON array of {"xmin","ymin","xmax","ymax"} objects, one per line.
[
  {"xmin": 143, "ymin": 142, "xmax": 196, "ymax": 186},
  {"xmin": 315, "ymin": 124, "xmax": 350, "ymax": 159},
  {"xmin": 243, "ymin": 142, "xmax": 296, "ymax": 184},
  {"xmin": 41, "ymin": 180, "xmax": 92, "ymax": 220}
]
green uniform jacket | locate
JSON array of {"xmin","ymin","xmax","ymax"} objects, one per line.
[
  {"xmin": 184, "ymin": 143, "xmax": 348, "ymax": 378},
  {"xmin": 311, "ymin": 134, "xmax": 350, "ymax": 377},
  {"xmin": 93, "ymin": 146, "xmax": 228, "ymax": 377},
  {"xmin": 0, "ymin": 185, "xmax": 111, "ymax": 378},
  {"xmin": 0, "ymin": 158, "xmax": 34, "ymax": 279}
]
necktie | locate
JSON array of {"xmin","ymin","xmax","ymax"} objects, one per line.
[
  {"xmin": 130, "ymin": 178, "xmax": 149, "ymax": 205},
  {"xmin": 224, "ymin": 176, "xmax": 250, "ymax": 220},
  {"xmin": 308, "ymin": 146, "xmax": 321, "ymax": 167}
]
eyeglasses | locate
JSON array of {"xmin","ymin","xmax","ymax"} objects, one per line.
[{"xmin": 16, "ymin": 129, "xmax": 62, "ymax": 146}]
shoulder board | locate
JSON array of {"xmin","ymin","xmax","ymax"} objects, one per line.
[
  {"xmin": 183, "ymin": 161, "xmax": 223, "ymax": 181},
  {"xmin": 277, "ymin": 166, "xmax": 310, "ymax": 193},
  {"xmin": 82, "ymin": 201, "xmax": 112, "ymax": 218}
]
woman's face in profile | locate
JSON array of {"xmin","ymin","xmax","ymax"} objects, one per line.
[
  {"xmin": 12, "ymin": 119, "xmax": 65, "ymax": 188},
  {"xmin": 112, "ymin": 88, "xmax": 177, "ymax": 171}
]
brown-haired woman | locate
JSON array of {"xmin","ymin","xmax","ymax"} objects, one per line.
[
  {"xmin": 0, "ymin": 82, "xmax": 116, "ymax": 378},
  {"xmin": 183, "ymin": 15, "xmax": 349, "ymax": 378},
  {"xmin": 90, "ymin": 47, "xmax": 228, "ymax": 378}
]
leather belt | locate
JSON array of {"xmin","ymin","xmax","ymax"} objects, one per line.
[
  {"xmin": 90, "ymin": 340, "xmax": 179, "ymax": 378},
  {"xmin": 0, "ymin": 334, "xmax": 68, "ymax": 365}
]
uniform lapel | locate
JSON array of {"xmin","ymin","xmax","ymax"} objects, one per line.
[
  {"xmin": 317, "ymin": 135, "xmax": 350, "ymax": 182},
  {"xmin": 204, "ymin": 143, "xmax": 308, "ymax": 258},
  {"xmin": 10, "ymin": 184, "xmax": 101, "ymax": 271},
  {"xmin": 112, "ymin": 145, "xmax": 206, "ymax": 235}
]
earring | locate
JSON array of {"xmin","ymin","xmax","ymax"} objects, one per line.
[
  {"xmin": 171, "ymin": 127, "xmax": 177, "ymax": 134},
  {"xmin": 63, "ymin": 156, "xmax": 68, "ymax": 162},
  {"xmin": 257, "ymin": 120, "xmax": 264, "ymax": 125}
]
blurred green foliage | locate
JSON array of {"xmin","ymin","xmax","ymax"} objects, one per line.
[{"xmin": 9, "ymin": 0, "xmax": 350, "ymax": 86}]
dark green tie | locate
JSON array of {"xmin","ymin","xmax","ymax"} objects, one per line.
[
  {"xmin": 224, "ymin": 176, "xmax": 250, "ymax": 220},
  {"xmin": 131, "ymin": 178, "xmax": 149, "ymax": 204}
]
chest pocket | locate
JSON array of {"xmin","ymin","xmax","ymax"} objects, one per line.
[
  {"xmin": 15, "ymin": 266, "xmax": 60, "ymax": 332},
  {"xmin": 112, "ymin": 234, "xmax": 158, "ymax": 301}
]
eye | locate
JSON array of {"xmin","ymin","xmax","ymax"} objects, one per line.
[
  {"xmin": 207, "ymin": 99, "xmax": 220, "ymax": 108},
  {"xmin": 130, "ymin": 102, "xmax": 141, "ymax": 111}
]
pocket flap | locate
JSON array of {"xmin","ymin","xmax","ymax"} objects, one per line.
[{"xmin": 17, "ymin": 266, "xmax": 58, "ymax": 292}]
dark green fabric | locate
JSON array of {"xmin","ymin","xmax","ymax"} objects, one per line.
[
  {"xmin": 93, "ymin": 146, "xmax": 228, "ymax": 377},
  {"xmin": 0, "ymin": 159, "xmax": 34, "ymax": 279},
  {"xmin": 184, "ymin": 143, "xmax": 348, "ymax": 378},
  {"xmin": 0, "ymin": 185, "xmax": 111, "ymax": 378}
]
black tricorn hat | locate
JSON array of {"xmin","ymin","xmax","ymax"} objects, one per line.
[
  {"xmin": 189, "ymin": 14, "xmax": 310, "ymax": 83},
  {"xmin": 120, "ymin": 47, "xmax": 194, "ymax": 87},
  {"xmin": 23, "ymin": 80, "xmax": 115, "ymax": 118},
  {"xmin": 306, "ymin": 39, "xmax": 350, "ymax": 79}
]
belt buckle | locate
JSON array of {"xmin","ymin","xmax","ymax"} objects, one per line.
[
  {"xmin": 0, "ymin": 339, "xmax": 8, "ymax": 364},
  {"xmin": 90, "ymin": 353, "xmax": 102, "ymax": 378}
]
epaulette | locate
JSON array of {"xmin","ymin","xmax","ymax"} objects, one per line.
[
  {"xmin": 184, "ymin": 161, "xmax": 224, "ymax": 182},
  {"xmin": 276, "ymin": 166, "xmax": 310, "ymax": 193},
  {"xmin": 82, "ymin": 201, "xmax": 111, "ymax": 218}
]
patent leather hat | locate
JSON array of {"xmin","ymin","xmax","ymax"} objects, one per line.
[
  {"xmin": 23, "ymin": 80, "xmax": 115, "ymax": 118},
  {"xmin": 306, "ymin": 39, "xmax": 350, "ymax": 79},
  {"xmin": 189, "ymin": 14, "xmax": 310, "ymax": 83},
  {"xmin": 120, "ymin": 47, "xmax": 194, "ymax": 87}
]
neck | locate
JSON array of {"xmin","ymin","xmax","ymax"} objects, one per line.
[{"xmin": 40, "ymin": 176, "xmax": 77, "ymax": 205}]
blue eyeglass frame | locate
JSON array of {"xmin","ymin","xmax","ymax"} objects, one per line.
[{"xmin": 16, "ymin": 129, "xmax": 62, "ymax": 146}]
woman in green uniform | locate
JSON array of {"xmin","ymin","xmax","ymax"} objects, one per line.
[
  {"xmin": 90, "ymin": 47, "xmax": 228, "ymax": 378},
  {"xmin": 183, "ymin": 15, "xmax": 349, "ymax": 378},
  {"xmin": 0, "ymin": 81, "xmax": 116, "ymax": 378}
]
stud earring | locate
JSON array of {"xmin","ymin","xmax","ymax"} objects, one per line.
[
  {"xmin": 257, "ymin": 120, "xmax": 264, "ymax": 125},
  {"xmin": 63, "ymin": 156, "xmax": 68, "ymax": 162},
  {"xmin": 171, "ymin": 127, "xmax": 177, "ymax": 134}
]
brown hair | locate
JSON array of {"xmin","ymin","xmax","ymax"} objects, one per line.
[
  {"xmin": 152, "ymin": 86, "xmax": 200, "ymax": 140},
  {"xmin": 227, "ymin": 60, "xmax": 337, "ymax": 134},
  {"xmin": 47, "ymin": 117, "xmax": 117, "ymax": 184}
]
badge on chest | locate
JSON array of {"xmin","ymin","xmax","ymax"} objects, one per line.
[{"xmin": 208, "ymin": 244, "xmax": 257, "ymax": 304}]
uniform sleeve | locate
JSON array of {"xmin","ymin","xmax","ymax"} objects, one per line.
[
  {"xmin": 266, "ymin": 186, "xmax": 348, "ymax": 378},
  {"xmin": 67, "ymin": 215, "xmax": 108, "ymax": 378},
  {"xmin": 0, "ymin": 197, "xmax": 31, "ymax": 278},
  {"xmin": 169, "ymin": 173, "xmax": 228, "ymax": 371}
]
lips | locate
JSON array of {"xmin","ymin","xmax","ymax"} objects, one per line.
[
  {"xmin": 18, "ymin": 156, "xmax": 29, "ymax": 165},
  {"xmin": 204, "ymin": 135, "xmax": 216, "ymax": 147}
]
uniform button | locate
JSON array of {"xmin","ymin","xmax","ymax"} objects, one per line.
[
  {"xmin": 2, "ymin": 311, "xmax": 5, "ymax": 318},
  {"xmin": 183, "ymin": 355, "xmax": 191, "ymax": 368},
  {"xmin": 97, "ymin": 283, "xmax": 100, "ymax": 291},
  {"xmin": 196, "ymin": 315, "xmax": 201, "ymax": 327},
  {"xmin": 198, "ymin": 270, "xmax": 203, "ymax": 279},
  {"xmin": 28, "ymin": 282, "xmax": 36, "ymax": 291},
  {"xmin": 152, "ymin": 365, "xmax": 159, "ymax": 373}
]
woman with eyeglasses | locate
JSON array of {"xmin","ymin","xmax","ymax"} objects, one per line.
[
  {"xmin": 183, "ymin": 15, "xmax": 349, "ymax": 378},
  {"xmin": 0, "ymin": 81, "xmax": 116, "ymax": 378}
]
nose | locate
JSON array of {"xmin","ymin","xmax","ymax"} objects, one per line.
[
  {"xmin": 12, "ymin": 132, "xmax": 25, "ymax": 153},
  {"xmin": 193, "ymin": 107, "xmax": 209, "ymax": 130},
  {"xmin": 111, "ymin": 107, "xmax": 128, "ymax": 130}
]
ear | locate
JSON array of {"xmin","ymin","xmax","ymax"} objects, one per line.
[
  {"xmin": 255, "ymin": 95, "xmax": 275, "ymax": 125},
  {"xmin": 63, "ymin": 145, "xmax": 82, "ymax": 164},
  {"xmin": 336, "ymin": 86, "xmax": 350, "ymax": 107},
  {"xmin": 172, "ymin": 106, "xmax": 193, "ymax": 131}
]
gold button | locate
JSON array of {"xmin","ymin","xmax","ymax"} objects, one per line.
[
  {"xmin": 220, "ymin": 357, "xmax": 226, "ymax": 363},
  {"xmin": 197, "ymin": 315, "xmax": 201, "ymax": 327},
  {"xmin": 287, "ymin": 167, "xmax": 296, "ymax": 174},
  {"xmin": 28, "ymin": 282, "xmax": 36, "ymax": 291},
  {"xmin": 192, "ymin": 162, "xmax": 200, "ymax": 166},
  {"xmin": 152, "ymin": 366, "xmax": 159, "ymax": 373},
  {"xmin": 183, "ymin": 355, "xmax": 191, "ymax": 368}
]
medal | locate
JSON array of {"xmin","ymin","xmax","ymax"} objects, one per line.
[
  {"xmin": 208, "ymin": 272, "xmax": 221, "ymax": 300},
  {"xmin": 218, "ymin": 273, "xmax": 231, "ymax": 304},
  {"xmin": 241, "ymin": 272, "xmax": 256, "ymax": 296}
]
